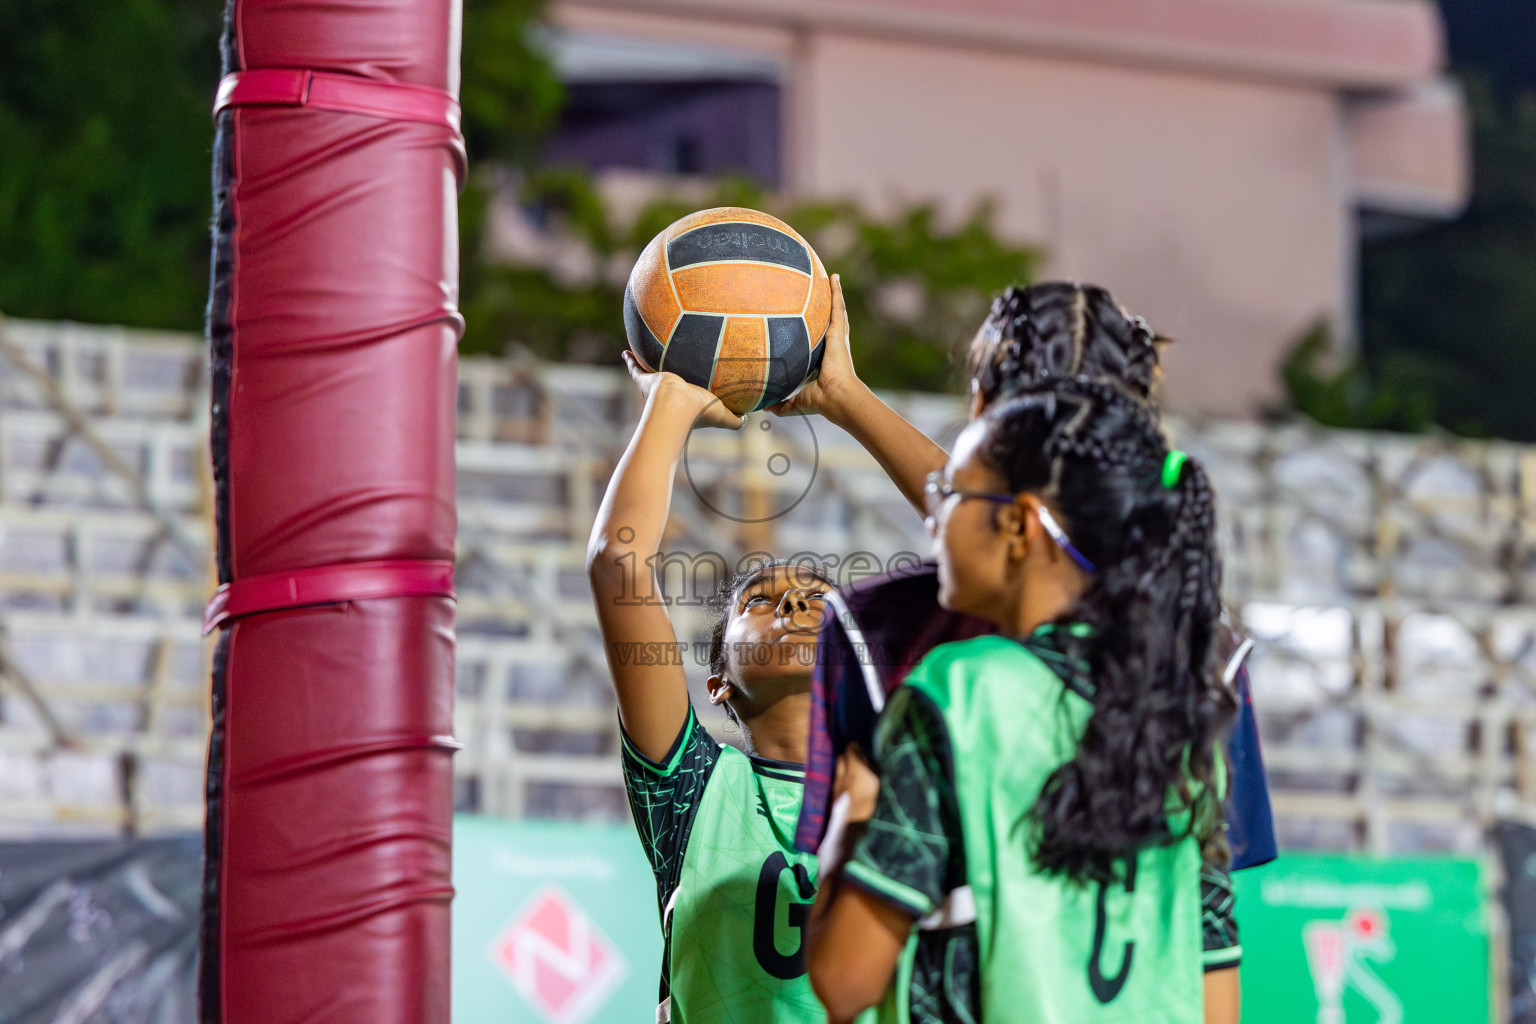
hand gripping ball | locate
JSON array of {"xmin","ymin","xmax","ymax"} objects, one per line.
[{"xmin": 623, "ymin": 207, "xmax": 832, "ymax": 414}]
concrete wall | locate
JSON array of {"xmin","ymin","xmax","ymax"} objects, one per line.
[{"xmin": 797, "ymin": 31, "xmax": 1349, "ymax": 415}]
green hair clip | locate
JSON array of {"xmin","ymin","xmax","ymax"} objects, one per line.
[{"xmin": 1161, "ymin": 449, "xmax": 1189, "ymax": 489}]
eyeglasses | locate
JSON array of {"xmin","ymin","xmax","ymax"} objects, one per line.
[
  {"xmin": 923, "ymin": 470, "xmax": 1098, "ymax": 574},
  {"xmin": 923, "ymin": 470, "xmax": 1015, "ymax": 519}
]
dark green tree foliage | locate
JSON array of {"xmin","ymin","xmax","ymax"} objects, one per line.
[
  {"xmin": 461, "ymin": 170, "xmax": 1039, "ymax": 393},
  {"xmin": 1356, "ymin": 80, "xmax": 1536, "ymax": 440},
  {"xmin": 1279, "ymin": 322, "xmax": 1441, "ymax": 433},
  {"xmin": 7, "ymin": 0, "xmax": 1031, "ymax": 390},
  {"xmin": 0, "ymin": 0, "xmax": 221, "ymax": 329},
  {"xmin": 460, "ymin": 0, "xmax": 564, "ymax": 165},
  {"xmin": 460, "ymin": 168, "xmax": 624, "ymax": 363},
  {"xmin": 0, "ymin": 0, "xmax": 563, "ymax": 332},
  {"xmin": 798, "ymin": 197, "xmax": 1039, "ymax": 391},
  {"xmin": 1335, "ymin": 2, "xmax": 1536, "ymax": 441},
  {"xmin": 455, "ymin": 0, "xmax": 568, "ymax": 360}
]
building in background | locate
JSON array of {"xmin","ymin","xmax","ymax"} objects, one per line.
[{"xmin": 542, "ymin": 0, "xmax": 1469, "ymax": 417}]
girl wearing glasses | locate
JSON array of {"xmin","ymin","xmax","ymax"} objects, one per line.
[
  {"xmin": 780, "ymin": 281, "xmax": 1257, "ymax": 1021},
  {"xmin": 804, "ymin": 378, "xmax": 1232, "ymax": 1024},
  {"xmin": 587, "ymin": 353, "xmax": 843, "ymax": 1024}
]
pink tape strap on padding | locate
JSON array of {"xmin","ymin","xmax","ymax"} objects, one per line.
[
  {"xmin": 203, "ymin": 559, "xmax": 456, "ymax": 634},
  {"xmin": 214, "ymin": 68, "xmax": 462, "ymax": 133}
]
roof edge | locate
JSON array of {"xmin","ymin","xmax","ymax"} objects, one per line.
[{"xmin": 560, "ymin": 0, "xmax": 1445, "ymax": 90}]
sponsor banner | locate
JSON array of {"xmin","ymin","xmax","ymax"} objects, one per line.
[
  {"xmin": 454, "ymin": 816, "xmax": 662, "ymax": 1024},
  {"xmin": 0, "ymin": 835, "xmax": 200, "ymax": 1024},
  {"xmin": 0, "ymin": 823, "xmax": 662, "ymax": 1024},
  {"xmin": 1235, "ymin": 854, "xmax": 1490, "ymax": 1024}
]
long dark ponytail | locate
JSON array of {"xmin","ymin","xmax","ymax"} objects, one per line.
[{"xmin": 975, "ymin": 378, "xmax": 1234, "ymax": 884}]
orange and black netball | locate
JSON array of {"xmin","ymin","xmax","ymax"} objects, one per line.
[{"xmin": 624, "ymin": 207, "xmax": 832, "ymax": 414}]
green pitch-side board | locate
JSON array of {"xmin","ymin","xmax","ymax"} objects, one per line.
[
  {"xmin": 452, "ymin": 818, "xmax": 1495, "ymax": 1023},
  {"xmin": 453, "ymin": 816, "xmax": 663, "ymax": 1024},
  {"xmin": 1233, "ymin": 854, "xmax": 1490, "ymax": 1024}
]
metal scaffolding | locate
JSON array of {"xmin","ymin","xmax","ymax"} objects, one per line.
[{"xmin": 5, "ymin": 316, "xmax": 1536, "ymax": 857}]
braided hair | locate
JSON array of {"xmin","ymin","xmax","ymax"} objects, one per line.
[
  {"xmin": 974, "ymin": 378, "xmax": 1234, "ymax": 883},
  {"xmin": 965, "ymin": 282, "xmax": 1163, "ymax": 410}
]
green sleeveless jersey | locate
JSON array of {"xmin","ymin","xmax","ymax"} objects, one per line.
[
  {"xmin": 623, "ymin": 710, "xmax": 825, "ymax": 1024},
  {"xmin": 845, "ymin": 631, "xmax": 1221, "ymax": 1024}
]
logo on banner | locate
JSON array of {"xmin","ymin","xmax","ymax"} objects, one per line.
[
  {"xmin": 492, "ymin": 885, "xmax": 628, "ymax": 1024},
  {"xmin": 1303, "ymin": 908, "xmax": 1403, "ymax": 1024}
]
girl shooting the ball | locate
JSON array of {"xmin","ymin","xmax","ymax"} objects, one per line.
[
  {"xmin": 804, "ymin": 378, "xmax": 1234, "ymax": 1024},
  {"xmin": 586, "ymin": 352, "xmax": 838, "ymax": 1024}
]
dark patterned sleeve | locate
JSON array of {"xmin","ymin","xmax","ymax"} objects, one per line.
[
  {"xmin": 794, "ymin": 611, "xmax": 858, "ymax": 853},
  {"xmin": 842, "ymin": 686, "xmax": 963, "ymax": 919},
  {"xmin": 620, "ymin": 708, "xmax": 720, "ymax": 915},
  {"xmin": 1201, "ymin": 860, "xmax": 1242, "ymax": 972}
]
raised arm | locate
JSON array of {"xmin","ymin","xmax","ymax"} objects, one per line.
[
  {"xmin": 768, "ymin": 275, "xmax": 947, "ymax": 516},
  {"xmin": 586, "ymin": 355, "xmax": 740, "ymax": 762}
]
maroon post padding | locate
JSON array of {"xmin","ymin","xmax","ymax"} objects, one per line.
[
  {"xmin": 203, "ymin": 2, "xmax": 463, "ymax": 1022},
  {"xmin": 202, "ymin": 559, "xmax": 457, "ymax": 634}
]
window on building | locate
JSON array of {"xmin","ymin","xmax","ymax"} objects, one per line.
[{"xmin": 543, "ymin": 34, "xmax": 784, "ymax": 188}]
